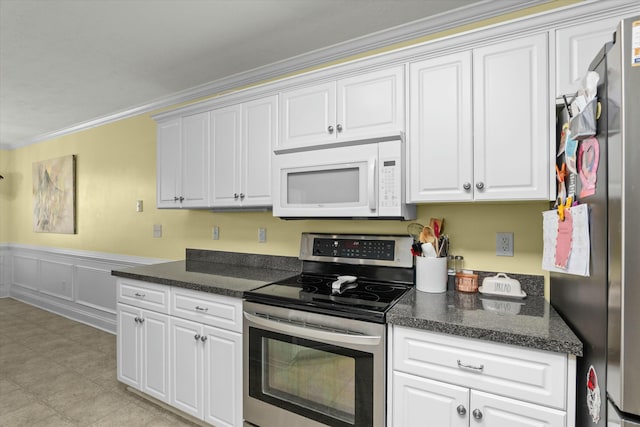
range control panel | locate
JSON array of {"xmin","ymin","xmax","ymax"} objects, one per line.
[{"xmin": 312, "ymin": 238, "xmax": 395, "ymax": 261}]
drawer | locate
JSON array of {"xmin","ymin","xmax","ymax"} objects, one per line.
[
  {"xmin": 170, "ymin": 287, "xmax": 242, "ymax": 332},
  {"xmin": 392, "ymin": 326, "xmax": 567, "ymax": 410},
  {"xmin": 117, "ymin": 279, "xmax": 170, "ymax": 313}
]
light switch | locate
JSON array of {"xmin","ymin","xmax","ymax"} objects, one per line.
[
  {"xmin": 258, "ymin": 227, "xmax": 267, "ymax": 243},
  {"xmin": 212, "ymin": 226, "xmax": 220, "ymax": 240},
  {"xmin": 136, "ymin": 200, "xmax": 143, "ymax": 212}
]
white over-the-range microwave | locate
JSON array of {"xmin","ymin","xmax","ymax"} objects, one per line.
[{"xmin": 272, "ymin": 137, "xmax": 416, "ymax": 219}]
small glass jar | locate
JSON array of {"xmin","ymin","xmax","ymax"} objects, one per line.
[{"xmin": 454, "ymin": 255, "xmax": 464, "ymax": 273}]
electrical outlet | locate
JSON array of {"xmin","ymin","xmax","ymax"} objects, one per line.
[
  {"xmin": 496, "ymin": 232, "xmax": 514, "ymax": 256},
  {"xmin": 258, "ymin": 227, "xmax": 267, "ymax": 243},
  {"xmin": 153, "ymin": 224, "xmax": 162, "ymax": 238},
  {"xmin": 212, "ymin": 226, "xmax": 219, "ymax": 240}
]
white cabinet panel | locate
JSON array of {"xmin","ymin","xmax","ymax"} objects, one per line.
[
  {"xmin": 408, "ymin": 51, "xmax": 473, "ymax": 202},
  {"xmin": 211, "ymin": 105, "xmax": 241, "ymax": 206},
  {"xmin": 170, "ymin": 317, "xmax": 204, "ymax": 419},
  {"xmin": 392, "ymin": 371, "xmax": 468, "ymax": 427},
  {"xmin": 472, "ymin": 390, "xmax": 566, "ymax": 427},
  {"xmin": 181, "ymin": 112, "xmax": 210, "ymax": 207},
  {"xmin": 473, "ymin": 33, "xmax": 549, "ymax": 201},
  {"xmin": 157, "ymin": 119, "xmax": 181, "ymax": 207},
  {"xmin": 141, "ymin": 310, "xmax": 170, "ymax": 403},
  {"xmin": 556, "ymin": 17, "xmax": 621, "ymax": 97},
  {"xmin": 117, "ymin": 304, "xmax": 142, "ymax": 389},
  {"xmin": 39, "ymin": 259, "xmax": 73, "ymax": 300},
  {"xmin": 203, "ymin": 325, "xmax": 242, "ymax": 427},
  {"xmin": 279, "ymin": 66, "xmax": 404, "ymax": 150},
  {"xmin": 279, "ymin": 82, "xmax": 335, "ymax": 149}
]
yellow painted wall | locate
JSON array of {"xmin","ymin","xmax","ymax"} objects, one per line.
[
  {"xmin": 5, "ymin": 113, "xmax": 549, "ymax": 274},
  {"xmin": 3, "ymin": 1, "xmax": 577, "ymax": 296}
]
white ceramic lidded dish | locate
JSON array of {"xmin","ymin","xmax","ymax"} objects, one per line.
[{"xmin": 478, "ymin": 273, "xmax": 526, "ymax": 298}]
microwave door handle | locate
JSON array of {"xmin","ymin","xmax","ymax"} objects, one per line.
[
  {"xmin": 368, "ymin": 157, "xmax": 377, "ymax": 211},
  {"xmin": 244, "ymin": 311, "xmax": 381, "ymax": 347}
]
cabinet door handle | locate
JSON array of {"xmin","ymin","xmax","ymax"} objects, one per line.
[
  {"xmin": 174, "ymin": 196, "xmax": 180, "ymax": 202},
  {"xmin": 239, "ymin": 193, "xmax": 245, "ymax": 199},
  {"xmin": 473, "ymin": 409, "xmax": 483, "ymax": 420},
  {"xmin": 336, "ymin": 124, "xmax": 343, "ymax": 132},
  {"xmin": 138, "ymin": 317, "xmax": 144, "ymax": 324},
  {"xmin": 328, "ymin": 125, "xmax": 334, "ymax": 134},
  {"xmin": 475, "ymin": 182, "xmax": 484, "ymax": 190},
  {"xmin": 463, "ymin": 182, "xmax": 471, "ymax": 191},
  {"xmin": 457, "ymin": 359, "xmax": 484, "ymax": 372},
  {"xmin": 195, "ymin": 306, "xmax": 208, "ymax": 312},
  {"xmin": 134, "ymin": 293, "xmax": 145, "ymax": 298},
  {"xmin": 233, "ymin": 193, "xmax": 239, "ymax": 199},
  {"xmin": 134, "ymin": 317, "xmax": 140, "ymax": 323},
  {"xmin": 194, "ymin": 334, "xmax": 201, "ymax": 341},
  {"xmin": 179, "ymin": 196, "xmax": 184, "ymax": 202},
  {"xmin": 200, "ymin": 336, "xmax": 207, "ymax": 343},
  {"xmin": 456, "ymin": 405, "xmax": 466, "ymax": 416}
]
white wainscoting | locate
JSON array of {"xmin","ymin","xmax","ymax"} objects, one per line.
[{"xmin": 0, "ymin": 244, "xmax": 168, "ymax": 334}]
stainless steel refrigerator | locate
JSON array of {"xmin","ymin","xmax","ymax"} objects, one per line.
[{"xmin": 551, "ymin": 16, "xmax": 640, "ymax": 427}]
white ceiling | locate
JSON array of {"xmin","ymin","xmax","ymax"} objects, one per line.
[{"xmin": 0, "ymin": 0, "xmax": 550, "ymax": 149}]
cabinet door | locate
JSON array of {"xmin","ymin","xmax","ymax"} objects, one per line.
[
  {"xmin": 392, "ymin": 371, "xmax": 468, "ymax": 427},
  {"xmin": 117, "ymin": 304, "xmax": 141, "ymax": 389},
  {"xmin": 170, "ymin": 317, "xmax": 203, "ymax": 419},
  {"xmin": 470, "ymin": 390, "xmax": 566, "ymax": 427},
  {"xmin": 279, "ymin": 81, "xmax": 336, "ymax": 149},
  {"xmin": 473, "ymin": 33, "xmax": 549, "ymax": 200},
  {"xmin": 408, "ymin": 53, "xmax": 473, "ymax": 202},
  {"xmin": 556, "ymin": 17, "xmax": 621, "ymax": 97},
  {"xmin": 210, "ymin": 105, "xmax": 242, "ymax": 207},
  {"xmin": 338, "ymin": 66, "xmax": 404, "ymax": 141},
  {"xmin": 241, "ymin": 95, "xmax": 277, "ymax": 207},
  {"xmin": 141, "ymin": 310, "xmax": 170, "ymax": 404},
  {"xmin": 157, "ymin": 119, "xmax": 181, "ymax": 207},
  {"xmin": 181, "ymin": 112, "xmax": 210, "ymax": 207},
  {"xmin": 202, "ymin": 325, "xmax": 242, "ymax": 427}
]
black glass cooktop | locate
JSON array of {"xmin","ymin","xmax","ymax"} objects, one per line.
[{"xmin": 244, "ymin": 273, "xmax": 412, "ymax": 323}]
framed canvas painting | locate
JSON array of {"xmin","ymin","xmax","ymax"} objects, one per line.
[{"xmin": 32, "ymin": 155, "xmax": 76, "ymax": 234}]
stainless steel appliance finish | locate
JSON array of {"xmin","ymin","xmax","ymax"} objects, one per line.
[
  {"xmin": 243, "ymin": 233, "xmax": 414, "ymax": 427},
  {"xmin": 551, "ymin": 16, "xmax": 640, "ymax": 426},
  {"xmin": 243, "ymin": 302, "xmax": 385, "ymax": 427}
]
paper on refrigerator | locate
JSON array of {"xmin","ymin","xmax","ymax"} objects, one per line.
[{"xmin": 542, "ymin": 203, "xmax": 590, "ymax": 276}]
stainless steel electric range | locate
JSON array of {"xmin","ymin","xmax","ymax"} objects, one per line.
[{"xmin": 243, "ymin": 233, "xmax": 414, "ymax": 427}]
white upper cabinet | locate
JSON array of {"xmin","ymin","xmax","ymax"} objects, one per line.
[
  {"xmin": 409, "ymin": 33, "xmax": 550, "ymax": 202},
  {"xmin": 555, "ymin": 16, "xmax": 621, "ymax": 97},
  {"xmin": 473, "ymin": 33, "xmax": 550, "ymax": 201},
  {"xmin": 156, "ymin": 112, "xmax": 210, "ymax": 208},
  {"xmin": 210, "ymin": 95, "xmax": 277, "ymax": 208},
  {"xmin": 278, "ymin": 66, "xmax": 404, "ymax": 150},
  {"xmin": 409, "ymin": 51, "xmax": 473, "ymax": 202}
]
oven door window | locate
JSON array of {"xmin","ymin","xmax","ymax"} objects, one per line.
[{"xmin": 248, "ymin": 328, "xmax": 373, "ymax": 427}]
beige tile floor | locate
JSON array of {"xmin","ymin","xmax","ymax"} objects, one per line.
[{"xmin": 0, "ymin": 298, "xmax": 200, "ymax": 427}]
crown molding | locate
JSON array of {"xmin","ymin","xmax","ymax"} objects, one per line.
[
  {"xmin": 8, "ymin": 0, "xmax": 639, "ymax": 149},
  {"xmin": 7, "ymin": 0, "xmax": 554, "ymax": 149}
]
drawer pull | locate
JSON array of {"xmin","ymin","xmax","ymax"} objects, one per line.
[
  {"xmin": 457, "ymin": 359, "xmax": 484, "ymax": 372},
  {"xmin": 195, "ymin": 306, "xmax": 209, "ymax": 312},
  {"xmin": 134, "ymin": 293, "xmax": 146, "ymax": 298}
]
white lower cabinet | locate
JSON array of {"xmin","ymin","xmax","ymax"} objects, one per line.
[
  {"xmin": 170, "ymin": 316, "xmax": 242, "ymax": 427},
  {"xmin": 117, "ymin": 303, "xmax": 170, "ymax": 404},
  {"xmin": 390, "ymin": 326, "xmax": 575, "ymax": 427},
  {"xmin": 117, "ymin": 279, "xmax": 242, "ymax": 426}
]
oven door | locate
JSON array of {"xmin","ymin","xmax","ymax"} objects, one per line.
[{"xmin": 243, "ymin": 301, "xmax": 385, "ymax": 427}]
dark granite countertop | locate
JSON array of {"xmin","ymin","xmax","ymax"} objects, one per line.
[
  {"xmin": 387, "ymin": 288, "xmax": 583, "ymax": 356},
  {"xmin": 111, "ymin": 250, "xmax": 300, "ymax": 299}
]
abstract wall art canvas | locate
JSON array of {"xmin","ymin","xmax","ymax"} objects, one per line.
[{"xmin": 33, "ymin": 155, "xmax": 76, "ymax": 234}]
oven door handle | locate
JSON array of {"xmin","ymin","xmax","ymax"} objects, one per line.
[{"xmin": 244, "ymin": 312, "xmax": 381, "ymax": 347}]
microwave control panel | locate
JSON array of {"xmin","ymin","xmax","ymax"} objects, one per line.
[{"xmin": 379, "ymin": 140, "xmax": 402, "ymax": 215}]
